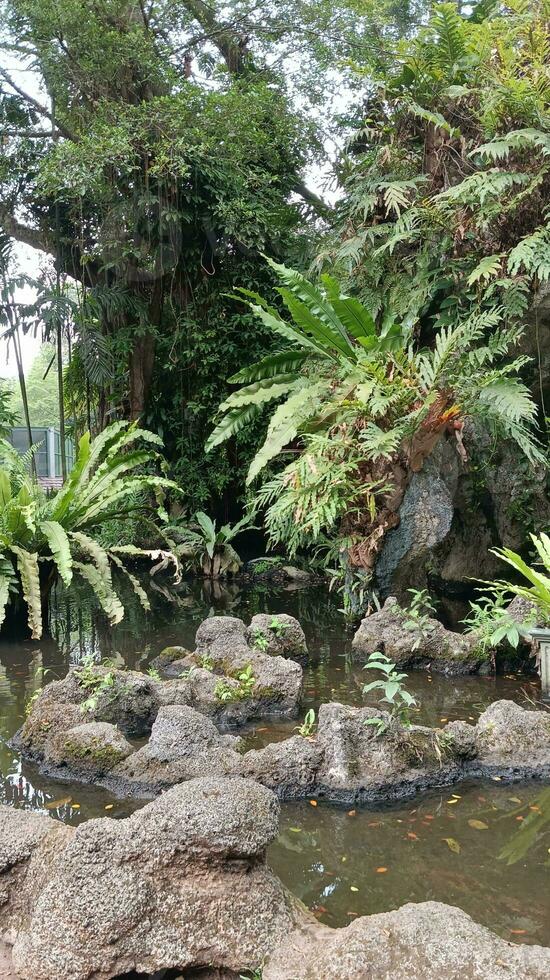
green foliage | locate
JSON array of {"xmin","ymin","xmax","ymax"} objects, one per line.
[
  {"xmin": 462, "ymin": 594, "xmax": 534, "ymax": 652},
  {"xmin": 296, "ymin": 707, "xmax": 316, "ymax": 737},
  {"xmin": 215, "ymin": 664, "xmax": 256, "ymax": 702},
  {"xmin": 362, "ymin": 650, "xmax": 418, "ymax": 731},
  {"xmin": 400, "ymin": 588, "xmax": 437, "ymax": 651},
  {"xmin": 0, "ymin": 421, "xmax": 179, "ymax": 638},
  {"xmin": 8, "ymin": 346, "xmax": 60, "ymax": 427},
  {"xmin": 483, "ymin": 533, "xmax": 550, "ymax": 624},
  {"xmin": 168, "ymin": 511, "xmax": 251, "ymax": 578},
  {"xmin": 0, "ymin": 379, "xmax": 17, "ymax": 437},
  {"xmin": 251, "ymin": 628, "xmax": 269, "ymax": 652}
]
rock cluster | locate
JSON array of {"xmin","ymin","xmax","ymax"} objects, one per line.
[
  {"xmin": 352, "ymin": 596, "xmax": 487, "ymax": 674},
  {"xmin": 2, "ymin": 778, "xmax": 550, "ymax": 980},
  {"xmin": 15, "ymin": 680, "xmax": 550, "ymax": 805}
]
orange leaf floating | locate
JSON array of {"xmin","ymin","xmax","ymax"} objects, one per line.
[
  {"xmin": 510, "ymin": 930, "xmax": 527, "ymax": 935},
  {"xmin": 309, "ymin": 800, "xmax": 318, "ymax": 807},
  {"xmin": 407, "ymin": 832, "xmax": 418, "ymax": 840},
  {"xmin": 516, "ymin": 816, "xmax": 524, "ymax": 822},
  {"xmin": 348, "ymin": 810, "xmax": 356, "ymax": 817},
  {"xmin": 376, "ymin": 867, "xmax": 388, "ymax": 873}
]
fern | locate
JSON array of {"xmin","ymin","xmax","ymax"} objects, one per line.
[
  {"xmin": 11, "ymin": 546, "xmax": 41, "ymax": 640},
  {"xmin": 247, "ymin": 381, "xmax": 328, "ymax": 484}
]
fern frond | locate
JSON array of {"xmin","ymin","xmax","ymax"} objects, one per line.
[
  {"xmin": 11, "ymin": 546, "xmax": 42, "ymax": 639},
  {"xmin": 39, "ymin": 521, "xmax": 73, "ymax": 586}
]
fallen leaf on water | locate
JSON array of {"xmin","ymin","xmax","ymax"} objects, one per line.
[
  {"xmin": 375, "ymin": 867, "xmax": 388, "ymax": 873},
  {"xmin": 46, "ymin": 797, "xmax": 71, "ymax": 809},
  {"xmin": 71, "ymin": 803, "xmax": 81, "ymax": 809},
  {"xmin": 446, "ymin": 799, "xmax": 459, "ymax": 805},
  {"xmin": 407, "ymin": 832, "xmax": 418, "ymax": 840},
  {"xmin": 309, "ymin": 800, "xmax": 318, "ymax": 807},
  {"xmin": 443, "ymin": 837, "xmax": 461, "ymax": 853},
  {"xmin": 350, "ymin": 886, "xmax": 359, "ymax": 892},
  {"xmin": 508, "ymin": 797, "xmax": 522, "ymax": 804},
  {"xmin": 368, "ymin": 821, "xmax": 381, "ymax": 827},
  {"xmin": 468, "ymin": 716, "xmax": 475, "ymax": 721},
  {"xmin": 451, "ymin": 794, "xmax": 461, "ymax": 799},
  {"xmin": 491, "ymin": 776, "xmax": 502, "ymax": 782},
  {"xmin": 256, "ymin": 727, "xmax": 268, "ymax": 732},
  {"xmin": 347, "ymin": 912, "xmax": 358, "ymax": 917},
  {"xmin": 516, "ymin": 816, "xmax": 524, "ymax": 822},
  {"xmin": 104, "ymin": 804, "xmax": 114, "ymax": 811},
  {"xmin": 510, "ymin": 929, "xmax": 527, "ymax": 935},
  {"xmin": 529, "ymin": 806, "xmax": 541, "ymax": 813},
  {"xmin": 289, "ymin": 827, "xmax": 302, "ymax": 833},
  {"xmin": 341, "ymin": 856, "xmax": 347, "ymax": 862},
  {"xmin": 348, "ymin": 810, "xmax": 356, "ymax": 817},
  {"xmin": 468, "ymin": 819, "xmax": 488, "ymax": 830},
  {"xmin": 440, "ymin": 718, "xmax": 448, "ymax": 723}
]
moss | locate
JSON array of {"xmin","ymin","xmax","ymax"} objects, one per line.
[
  {"xmin": 62, "ymin": 737, "xmax": 127, "ymax": 769},
  {"xmin": 157, "ymin": 646, "xmax": 191, "ymax": 665}
]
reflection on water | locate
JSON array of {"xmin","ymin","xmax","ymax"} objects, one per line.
[
  {"xmin": 0, "ymin": 577, "xmax": 548, "ymax": 941},
  {"xmin": 269, "ymin": 780, "xmax": 550, "ymax": 943}
]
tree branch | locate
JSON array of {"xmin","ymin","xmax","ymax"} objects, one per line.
[
  {"xmin": 0, "ymin": 66, "xmax": 76, "ymax": 141},
  {"xmin": 179, "ymin": 0, "xmax": 248, "ymax": 75}
]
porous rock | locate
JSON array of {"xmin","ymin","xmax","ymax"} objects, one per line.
[
  {"xmin": 240, "ymin": 736, "xmax": 323, "ymax": 800},
  {"xmin": 246, "ymin": 614, "xmax": 308, "ymax": 661},
  {"xmin": 110, "ymin": 705, "xmax": 243, "ymax": 795},
  {"xmin": 352, "ymin": 596, "xmax": 487, "ymax": 675},
  {"xmin": 8, "ymin": 778, "xmax": 301, "ymax": 980},
  {"xmin": 43, "ymin": 722, "xmax": 135, "ymax": 780},
  {"xmin": 475, "ymin": 699, "xmax": 550, "ymax": 772},
  {"xmin": 264, "ymin": 901, "xmax": 550, "ymax": 979}
]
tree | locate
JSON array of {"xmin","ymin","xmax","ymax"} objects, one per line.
[
  {"xmin": 9, "ymin": 345, "xmax": 60, "ymax": 427},
  {"xmin": 0, "ymin": 0, "xmax": 423, "ymax": 507}
]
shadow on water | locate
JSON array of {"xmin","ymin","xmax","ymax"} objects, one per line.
[{"xmin": 0, "ymin": 576, "xmax": 548, "ymax": 943}]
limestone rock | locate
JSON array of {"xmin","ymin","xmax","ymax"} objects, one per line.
[
  {"xmin": 246, "ymin": 614, "xmax": 308, "ymax": 662},
  {"xmin": 352, "ymin": 596, "xmax": 487, "ymax": 675},
  {"xmin": 43, "ymin": 722, "xmax": 134, "ymax": 780},
  {"xmin": 9, "ymin": 778, "xmax": 300, "ymax": 980},
  {"xmin": 264, "ymin": 901, "xmax": 550, "ymax": 979},
  {"xmin": 475, "ymin": 700, "xmax": 550, "ymax": 771},
  {"xmin": 240, "ymin": 736, "xmax": 323, "ymax": 800},
  {"xmin": 110, "ymin": 705, "xmax": 243, "ymax": 795}
]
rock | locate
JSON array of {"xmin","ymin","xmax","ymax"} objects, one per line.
[
  {"xmin": 374, "ymin": 439, "xmax": 459, "ymax": 598},
  {"xmin": 281, "ymin": 566, "xmax": 312, "ymax": 583},
  {"xmin": 43, "ymin": 722, "xmax": 135, "ymax": 780},
  {"xmin": 246, "ymin": 614, "xmax": 308, "ymax": 661},
  {"xmin": 475, "ymin": 700, "xmax": 550, "ymax": 772},
  {"xmin": 264, "ymin": 901, "xmax": 550, "ymax": 979},
  {"xmin": 240, "ymin": 736, "xmax": 323, "ymax": 800},
  {"xmin": 90, "ymin": 667, "xmax": 159, "ymax": 737},
  {"xmin": 314, "ymin": 702, "xmax": 462, "ymax": 804},
  {"xmin": 442, "ymin": 719, "xmax": 478, "ymax": 760},
  {"xmin": 110, "ymin": 705, "xmax": 244, "ymax": 795},
  {"xmin": 351, "ymin": 596, "xmax": 488, "ymax": 675},
  {"xmin": 150, "ymin": 645, "xmax": 194, "ymax": 672},
  {"xmin": 14, "ymin": 674, "xmax": 85, "ymax": 759},
  {"xmin": 8, "ymin": 778, "xmax": 302, "ymax": 980}
]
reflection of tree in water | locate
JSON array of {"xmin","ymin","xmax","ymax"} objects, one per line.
[{"xmin": 498, "ymin": 787, "xmax": 550, "ymax": 866}]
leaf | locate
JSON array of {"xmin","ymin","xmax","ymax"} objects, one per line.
[
  {"xmin": 467, "ymin": 254, "xmax": 503, "ymax": 286},
  {"xmin": 246, "ymin": 381, "xmax": 328, "ymax": 484},
  {"xmin": 443, "ymin": 837, "xmax": 461, "ymax": 853},
  {"xmin": 39, "ymin": 520, "xmax": 73, "ymax": 586},
  {"xmin": 73, "ymin": 560, "xmax": 124, "ymax": 625},
  {"xmin": 468, "ymin": 819, "xmax": 489, "ymax": 830},
  {"xmin": 11, "ymin": 546, "xmax": 42, "ymax": 639}
]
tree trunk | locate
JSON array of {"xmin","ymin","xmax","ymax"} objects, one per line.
[{"xmin": 129, "ymin": 332, "xmax": 156, "ymax": 420}]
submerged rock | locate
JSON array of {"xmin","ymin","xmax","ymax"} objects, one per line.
[
  {"xmin": 264, "ymin": 900, "xmax": 550, "ymax": 979},
  {"xmin": 352, "ymin": 596, "xmax": 487, "ymax": 675},
  {"xmin": 4, "ymin": 778, "xmax": 301, "ymax": 980}
]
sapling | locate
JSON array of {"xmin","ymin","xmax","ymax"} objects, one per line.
[{"xmin": 362, "ymin": 650, "xmax": 418, "ymax": 734}]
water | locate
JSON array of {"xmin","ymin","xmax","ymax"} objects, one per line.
[{"xmin": 0, "ymin": 578, "xmax": 548, "ymax": 942}]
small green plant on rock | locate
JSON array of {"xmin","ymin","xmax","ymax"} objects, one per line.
[
  {"xmin": 462, "ymin": 595, "xmax": 534, "ymax": 653},
  {"xmin": 215, "ymin": 664, "xmax": 256, "ymax": 702},
  {"xmin": 363, "ymin": 650, "xmax": 417, "ymax": 734},
  {"xmin": 76, "ymin": 654, "xmax": 124, "ymax": 714},
  {"xmin": 269, "ymin": 616, "xmax": 289, "ymax": 638},
  {"xmin": 251, "ymin": 628, "xmax": 269, "ymax": 652},
  {"xmin": 296, "ymin": 708, "xmax": 316, "ymax": 737},
  {"xmin": 400, "ymin": 589, "xmax": 437, "ymax": 651}
]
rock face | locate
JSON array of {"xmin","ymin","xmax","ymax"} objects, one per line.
[
  {"xmin": 246, "ymin": 614, "xmax": 308, "ymax": 661},
  {"xmin": 352, "ymin": 596, "xmax": 486, "ymax": 675},
  {"xmin": 110, "ymin": 705, "xmax": 244, "ymax": 795},
  {"xmin": 43, "ymin": 722, "xmax": 134, "ymax": 780},
  {"xmin": 3, "ymin": 778, "xmax": 303, "ymax": 980},
  {"xmin": 264, "ymin": 901, "xmax": 550, "ymax": 980},
  {"xmin": 374, "ymin": 440, "xmax": 459, "ymax": 599},
  {"xmin": 476, "ymin": 699, "xmax": 550, "ymax": 771}
]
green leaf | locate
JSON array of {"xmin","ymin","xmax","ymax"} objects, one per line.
[
  {"xmin": 246, "ymin": 381, "xmax": 328, "ymax": 484},
  {"xmin": 11, "ymin": 546, "xmax": 42, "ymax": 639},
  {"xmin": 40, "ymin": 520, "xmax": 73, "ymax": 586}
]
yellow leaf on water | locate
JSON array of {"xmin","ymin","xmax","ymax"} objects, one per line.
[
  {"xmin": 508, "ymin": 797, "xmax": 522, "ymax": 804},
  {"xmin": 104, "ymin": 804, "xmax": 114, "ymax": 811},
  {"xmin": 71, "ymin": 803, "xmax": 81, "ymax": 809},
  {"xmin": 446, "ymin": 799, "xmax": 459, "ymax": 805},
  {"xmin": 468, "ymin": 819, "xmax": 489, "ymax": 830},
  {"xmin": 350, "ymin": 886, "xmax": 359, "ymax": 892},
  {"xmin": 375, "ymin": 867, "xmax": 388, "ymax": 873},
  {"xmin": 451, "ymin": 794, "xmax": 461, "ymax": 799},
  {"xmin": 46, "ymin": 797, "xmax": 71, "ymax": 809},
  {"xmin": 443, "ymin": 837, "xmax": 461, "ymax": 854},
  {"xmin": 491, "ymin": 776, "xmax": 502, "ymax": 781},
  {"xmin": 309, "ymin": 800, "xmax": 318, "ymax": 807},
  {"xmin": 289, "ymin": 827, "xmax": 302, "ymax": 833}
]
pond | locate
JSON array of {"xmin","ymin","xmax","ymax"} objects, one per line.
[{"xmin": 1, "ymin": 579, "xmax": 548, "ymax": 945}]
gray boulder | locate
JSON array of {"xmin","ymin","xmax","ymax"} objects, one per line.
[
  {"xmin": 43, "ymin": 722, "xmax": 134, "ymax": 780},
  {"xmin": 352, "ymin": 596, "xmax": 487, "ymax": 674},
  {"xmin": 240, "ymin": 736, "xmax": 323, "ymax": 800},
  {"xmin": 475, "ymin": 700, "xmax": 550, "ymax": 773},
  {"xmin": 246, "ymin": 614, "xmax": 308, "ymax": 662},
  {"xmin": 110, "ymin": 705, "xmax": 244, "ymax": 795},
  {"xmin": 264, "ymin": 901, "xmax": 550, "ymax": 979},
  {"xmin": 8, "ymin": 778, "xmax": 303, "ymax": 980}
]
